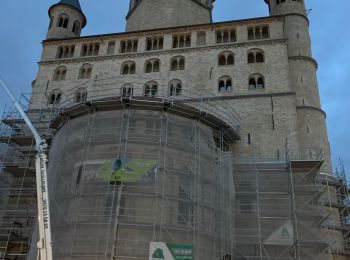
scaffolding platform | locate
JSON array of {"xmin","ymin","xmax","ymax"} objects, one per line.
[{"xmin": 0, "ymin": 81, "xmax": 348, "ymax": 259}]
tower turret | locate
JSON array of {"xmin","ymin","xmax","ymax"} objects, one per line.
[
  {"xmin": 46, "ymin": 0, "xmax": 87, "ymax": 40},
  {"xmin": 265, "ymin": 0, "xmax": 331, "ymax": 171},
  {"xmin": 126, "ymin": 0, "xmax": 215, "ymax": 32}
]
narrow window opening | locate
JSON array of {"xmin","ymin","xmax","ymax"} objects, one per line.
[
  {"xmin": 256, "ymin": 53, "xmax": 264, "ymax": 63},
  {"xmin": 153, "ymin": 61, "xmax": 160, "ymax": 72},
  {"xmin": 227, "ymin": 55, "xmax": 234, "ymax": 65},
  {"xmin": 248, "ymin": 53, "xmax": 255, "ymax": 63},
  {"xmin": 107, "ymin": 41, "xmax": 116, "ymax": 55},
  {"xmin": 257, "ymin": 77, "xmax": 265, "ymax": 89},
  {"xmin": 249, "ymin": 78, "xmax": 257, "ymax": 89},
  {"xmin": 219, "ymin": 55, "xmax": 226, "ymax": 66},
  {"xmin": 145, "ymin": 62, "xmax": 153, "ymax": 73}
]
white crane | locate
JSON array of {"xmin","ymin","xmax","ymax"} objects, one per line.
[{"xmin": 0, "ymin": 76, "xmax": 53, "ymax": 260}]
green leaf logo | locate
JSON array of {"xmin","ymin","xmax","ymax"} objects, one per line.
[
  {"xmin": 281, "ymin": 227, "xmax": 290, "ymax": 239},
  {"xmin": 152, "ymin": 248, "xmax": 165, "ymax": 259}
]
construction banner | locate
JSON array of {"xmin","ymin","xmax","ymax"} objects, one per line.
[
  {"xmin": 263, "ymin": 221, "xmax": 294, "ymax": 246},
  {"xmin": 150, "ymin": 242, "xmax": 194, "ymax": 260},
  {"xmin": 98, "ymin": 156, "xmax": 158, "ymax": 183}
]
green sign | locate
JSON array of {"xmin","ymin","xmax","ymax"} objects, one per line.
[
  {"xmin": 150, "ymin": 242, "xmax": 194, "ymax": 260},
  {"xmin": 98, "ymin": 156, "xmax": 158, "ymax": 183}
]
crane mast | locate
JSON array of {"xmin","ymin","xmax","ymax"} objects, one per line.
[{"xmin": 0, "ymin": 76, "xmax": 53, "ymax": 260}]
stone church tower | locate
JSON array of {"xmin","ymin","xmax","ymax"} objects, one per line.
[
  {"xmin": 126, "ymin": 0, "xmax": 215, "ymax": 31},
  {"xmin": 46, "ymin": 0, "xmax": 86, "ymax": 39},
  {"xmin": 0, "ymin": 0, "xmax": 348, "ymax": 259},
  {"xmin": 266, "ymin": 0, "xmax": 331, "ymax": 171}
]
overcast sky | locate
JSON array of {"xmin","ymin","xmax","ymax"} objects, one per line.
[{"xmin": 0, "ymin": 0, "xmax": 349, "ymax": 177}]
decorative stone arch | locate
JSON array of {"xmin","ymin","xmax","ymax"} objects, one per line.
[
  {"xmin": 248, "ymin": 74, "xmax": 265, "ymax": 89},
  {"xmin": 72, "ymin": 20, "xmax": 81, "ymax": 35},
  {"xmin": 74, "ymin": 88, "xmax": 87, "ymax": 103},
  {"xmin": 170, "ymin": 56, "xmax": 185, "ymax": 71},
  {"xmin": 48, "ymin": 89, "xmax": 62, "ymax": 105},
  {"xmin": 144, "ymin": 59, "xmax": 161, "ymax": 73},
  {"xmin": 78, "ymin": 63, "xmax": 93, "ymax": 79},
  {"xmin": 121, "ymin": 61, "xmax": 136, "ymax": 75},
  {"xmin": 168, "ymin": 79, "xmax": 183, "ymax": 96},
  {"xmin": 121, "ymin": 83, "xmax": 134, "ymax": 97},
  {"xmin": 144, "ymin": 81, "xmax": 158, "ymax": 97},
  {"xmin": 218, "ymin": 51, "xmax": 235, "ymax": 66},
  {"xmin": 53, "ymin": 66, "xmax": 67, "ymax": 81},
  {"xmin": 57, "ymin": 14, "xmax": 69, "ymax": 28},
  {"xmin": 247, "ymin": 48, "xmax": 265, "ymax": 63},
  {"xmin": 218, "ymin": 75, "xmax": 233, "ymax": 92}
]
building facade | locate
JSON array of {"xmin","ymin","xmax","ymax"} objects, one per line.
[{"xmin": 0, "ymin": 0, "xmax": 349, "ymax": 259}]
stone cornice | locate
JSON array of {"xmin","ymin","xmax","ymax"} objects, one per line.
[
  {"xmin": 43, "ymin": 16, "xmax": 284, "ymax": 46},
  {"xmin": 296, "ymin": 105, "xmax": 327, "ymax": 118},
  {"xmin": 207, "ymin": 91, "xmax": 295, "ymax": 101},
  {"xmin": 40, "ymin": 39, "xmax": 287, "ymax": 65},
  {"xmin": 289, "ymin": 56, "xmax": 318, "ymax": 69}
]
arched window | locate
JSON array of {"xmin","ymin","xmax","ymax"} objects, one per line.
[
  {"xmin": 248, "ymin": 53, "xmax": 255, "ymax": 63},
  {"xmin": 72, "ymin": 21, "xmax": 80, "ymax": 35},
  {"xmin": 57, "ymin": 14, "xmax": 69, "ymax": 28},
  {"xmin": 216, "ymin": 29, "xmax": 237, "ymax": 43},
  {"xmin": 173, "ymin": 34, "xmax": 191, "ymax": 48},
  {"xmin": 218, "ymin": 51, "xmax": 235, "ymax": 66},
  {"xmin": 218, "ymin": 76, "xmax": 233, "ymax": 92},
  {"xmin": 248, "ymin": 74, "xmax": 265, "ymax": 89},
  {"xmin": 81, "ymin": 43, "xmax": 100, "ymax": 57},
  {"xmin": 57, "ymin": 45, "xmax": 75, "ymax": 59},
  {"xmin": 48, "ymin": 90, "xmax": 62, "ymax": 105},
  {"xmin": 78, "ymin": 64, "xmax": 92, "ymax": 79},
  {"xmin": 121, "ymin": 61, "xmax": 136, "ymax": 75},
  {"xmin": 257, "ymin": 77, "xmax": 264, "ymax": 88},
  {"xmin": 249, "ymin": 78, "xmax": 256, "ymax": 89},
  {"xmin": 74, "ymin": 88, "xmax": 87, "ymax": 103},
  {"xmin": 120, "ymin": 39, "xmax": 138, "ymax": 53},
  {"xmin": 146, "ymin": 36, "xmax": 164, "ymax": 51},
  {"xmin": 247, "ymin": 49, "xmax": 265, "ymax": 63},
  {"xmin": 53, "ymin": 66, "xmax": 67, "ymax": 81},
  {"xmin": 248, "ymin": 26, "xmax": 269, "ymax": 40},
  {"xmin": 256, "ymin": 52, "xmax": 264, "ymax": 63},
  {"xmin": 121, "ymin": 84, "xmax": 134, "ymax": 98},
  {"xmin": 144, "ymin": 81, "xmax": 158, "ymax": 97},
  {"xmin": 170, "ymin": 56, "xmax": 185, "ymax": 71},
  {"xmin": 169, "ymin": 79, "xmax": 182, "ymax": 96},
  {"xmin": 144, "ymin": 59, "xmax": 161, "ymax": 73}
]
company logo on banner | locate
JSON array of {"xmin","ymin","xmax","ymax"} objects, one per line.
[
  {"xmin": 98, "ymin": 156, "xmax": 158, "ymax": 183},
  {"xmin": 263, "ymin": 221, "xmax": 294, "ymax": 246},
  {"xmin": 150, "ymin": 242, "xmax": 194, "ymax": 260}
]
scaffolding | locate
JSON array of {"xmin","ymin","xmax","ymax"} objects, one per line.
[
  {"xmin": 231, "ymin": 144, "xmax": 350, "ymax": 260},
  {"xmin": 321, "ymin": 160, "xmax": 350, "ymax": 258},
  {"xmin": 0, "ymin": 94, "xmax": 54, "ymax": 260},
  {"xmin": 1, "ymin": 81, "xmax": 239, "ymax": 259},
  {"xmin": 0, "ymin": 77, "xmax": 347, "ymax": 260}
]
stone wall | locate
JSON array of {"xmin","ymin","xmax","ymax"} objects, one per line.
[{"xmin": 31, "ymin": 17, "xmax": 301, "ymax": 163}]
